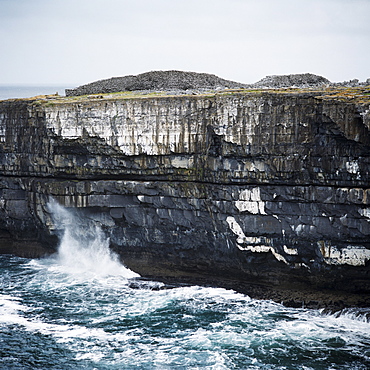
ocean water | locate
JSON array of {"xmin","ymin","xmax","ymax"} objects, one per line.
[
  {"xmin": 1, "ymin": 86, "xmax": 369, "ymax": 369},
  {"xmin": 0, "ymin": 85, "xmax": 69, "ymax": 100},
  {"xmin": 1, "ymin": 206, "xmax": 370, "ymax": 369}
]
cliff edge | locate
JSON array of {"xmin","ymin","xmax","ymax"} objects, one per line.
[{"xmin": 1, "ymin": 82, "xmax": 370, "ymax": 309}]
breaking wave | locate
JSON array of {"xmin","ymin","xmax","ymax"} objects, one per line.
[{"xmin": 0, "ymin": 202, "xmax": 369, "ymax": 369}]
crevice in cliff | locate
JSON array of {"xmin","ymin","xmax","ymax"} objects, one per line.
[{"xmin": 1, "ymin": 173, "xmax": 370, "ymax": 191}]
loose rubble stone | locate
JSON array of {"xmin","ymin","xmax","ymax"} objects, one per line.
[
  {"xmin": 65, "ymin": 70, "xmax": 370, "ymax": 97},
  {"xmin": 252, "ymin": 73, "xmax": 330, "ymax": 88},
  {"xmin": 65, "ymin": 70, "xmax": 245, "ymax": 96}
]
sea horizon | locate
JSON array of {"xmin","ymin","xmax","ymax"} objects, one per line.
[{"xmin": 0, "ymin": 84, "xmax": 76, "ymax": 100}]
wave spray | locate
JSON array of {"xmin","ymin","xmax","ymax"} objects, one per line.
[{"xmin": 47, "ymin": 199, "xmax": 139, "ymax": 278}]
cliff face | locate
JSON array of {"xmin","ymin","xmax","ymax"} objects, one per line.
[{"xmin": 1, "ymin": 88, "xmax": 370, "ymax": 307}]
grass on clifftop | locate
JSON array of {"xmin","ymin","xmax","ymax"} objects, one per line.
[{"xmin": 5, "ymin": 86, "xmax": 370, "ymax": 107}]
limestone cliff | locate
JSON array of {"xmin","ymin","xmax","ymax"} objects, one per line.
[{"xmin": 1, "ymin": 86, "xmax": 370, "ymax": 308}]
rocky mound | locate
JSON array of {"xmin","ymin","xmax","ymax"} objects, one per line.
[
  {"xmin": 65, "ymin": 70, "xmax": 245, "ymax": 96},
  {"xmin": 66, "ymin": 70, "xmax": 369, "ymax": 97},
  {"xmin": 252, "ymin": 73, "xmax": 330, "ymax": 88}
]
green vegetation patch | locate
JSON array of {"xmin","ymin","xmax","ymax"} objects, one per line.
[{"xmin": 24, "ymin": 86, "xmax": 370, "ymax": 107}]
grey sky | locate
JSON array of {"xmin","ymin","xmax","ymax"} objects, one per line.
[{"xmin": 0, "ymin": 0, "xmax": 369, "ymax": 86}]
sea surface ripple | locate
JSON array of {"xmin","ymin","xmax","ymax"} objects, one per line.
[{"xmin": 0, "ymin": 202, "xmax": 369, "ymax": 369}]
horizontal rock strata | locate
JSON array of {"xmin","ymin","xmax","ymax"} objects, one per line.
[{"xmin": 1, "ymin": 86, "xmax": 370, "ymax": 308}]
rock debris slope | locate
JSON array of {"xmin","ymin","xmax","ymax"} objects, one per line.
[
  {"xmin": 65, "ymin": 70, "xmax": 369, "ymax": 97},
  {"xmin": 65, "ymin": 70, "xmax": 245, "ymax": 96},
  {"xmin": 252, "ymin": 73, "xmax": 330, "ymax": 88}
]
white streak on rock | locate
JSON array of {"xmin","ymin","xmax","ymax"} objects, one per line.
[
  {"xmin": 295, "ymin": 224, "xmax": 304, "ymax": 235},
  {"xmin": 226, "ymin": 216, "xmax": 246, "ymax": 244},
  {"xmin": 235, "ymin": 188, "xmax": 266, "ymax": 214},
  {"xmin": 320, "ymin": 244, "xmax": 370, "ymax": 266},
  {"xmin": 346, "ymin": 161, "xmax": 360, "ymax": 175},
  {"xmin": 359, "ymin": 207, "xmax": 370, "ymax": 220},
  {"xmin": 226, "ymin": 216, "xmax": 288, "ymax": 264},
  {"xmin": 283, "ymin": 245, "xmax": 298, "ymax": 255}
]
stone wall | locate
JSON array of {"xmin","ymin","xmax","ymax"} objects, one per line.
[{"xmin": 1, "ymin": 90, "xmax": 370, "ymax": 306}]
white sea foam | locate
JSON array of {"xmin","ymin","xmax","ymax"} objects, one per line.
[
  {"xmin": 1, "ymin": 200, "xmax": 370, "ymax": 368},
  {"xmin": 2, "ymin": 273, "xmax": 370, "ymax": 369},
  {"xmin": 46, "ymin": 199, "xmax": 139, "ymax": 279},
  {"xmin": 0, "ymin": 294, "xmax": 30, "ymax": 327},
  {"xmin": 0, "ymin": 293, "xmax": 136, "ymax": 346}
]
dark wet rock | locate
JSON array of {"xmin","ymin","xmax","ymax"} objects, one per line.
[{"xmin": 1, "ymin": 86, "xmax": 370, "ymax": 308}]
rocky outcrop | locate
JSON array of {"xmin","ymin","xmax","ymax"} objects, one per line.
[
  {"xmin": 65, "ymin": 70, "xmax": 245, "ymax": 96},
  {"xmin": 1, "ymin": 86, "xmax": 370, "ymax": 308},
  {"xmin": 253, "ymin": 73, "xmax": 330, "ymax": 88},
  {"xmin": 65, "ymin": 70, "xmax": 370, "ymax": 98}
]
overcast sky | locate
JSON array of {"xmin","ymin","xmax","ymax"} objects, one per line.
[{"xmin": 0, "ymin": 0, "xmax": 369, "ymax": 87}]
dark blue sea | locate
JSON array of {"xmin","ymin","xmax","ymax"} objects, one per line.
[
  {"xmin": 0, "ymin": 91, "xmax": 370, "ymax": 369},
  {"xmin": 1, "ymin": 202, "xmax": 369, "ymax": 369}
]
